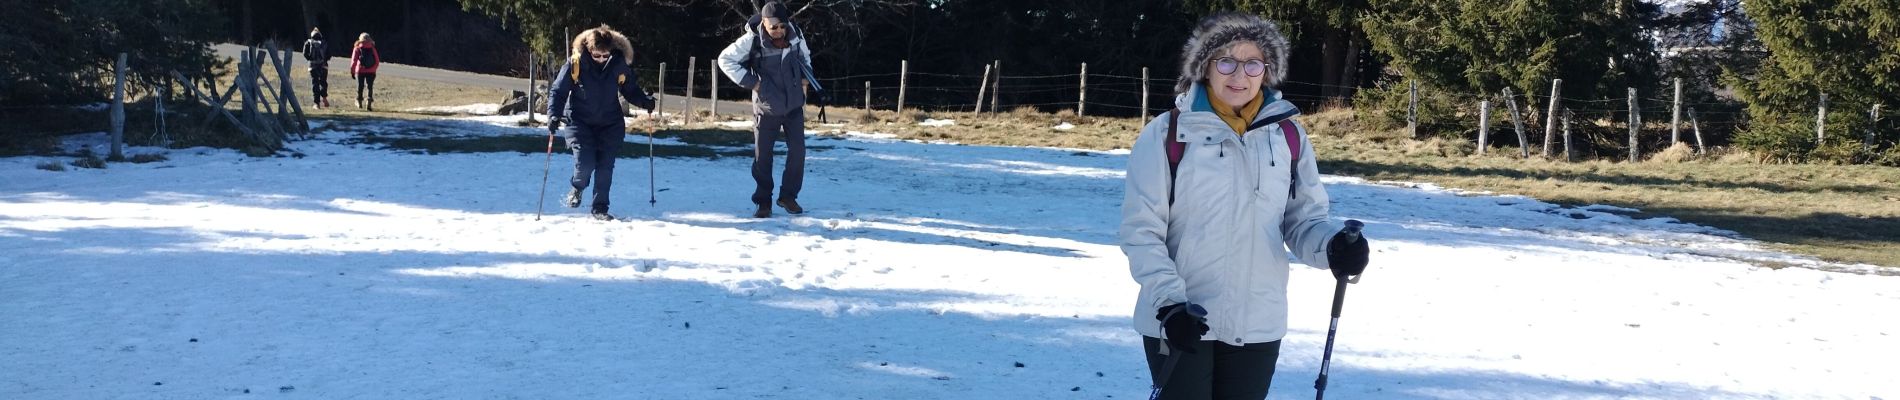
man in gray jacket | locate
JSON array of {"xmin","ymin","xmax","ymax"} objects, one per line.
[{"xmin": 718, "ymin": 1, "xmax": 824, "ymax": 218}]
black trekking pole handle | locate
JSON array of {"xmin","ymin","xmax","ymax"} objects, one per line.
[
  {"xmin": 1315, "ymin": 219, "xmax": 1363, "ymax": 399},
  {"xmin": 1148, "ymin": 302, "xmax": 1208, "ymax": 400}
]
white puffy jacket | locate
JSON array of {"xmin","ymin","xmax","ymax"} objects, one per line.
[{"xmin": 1120, "ymin": 84, "xmax": 1347, "ymax": 346}]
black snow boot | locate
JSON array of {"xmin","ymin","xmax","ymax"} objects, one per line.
[
  {"xmin": 752, "ymin": 203, "xmax": 771, "ymax": 218},
  {"xmin": 564, "ymin": 188, "xmax": 583, "ymax": 208},
  {"xmin": 591, "ymin": 206, "xmax": 615, "ymax": 221}
]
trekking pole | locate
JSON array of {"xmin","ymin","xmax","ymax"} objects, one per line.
[
  {"xmin": 1314, "ymin": 219, "xmax": 1365, "ymax": 400},
  {"xmin": 535, "ymin": 120, "xmax": 558, "ymax": 221},
  {"xmin": 1148, "ymin": 303, "xmax": 1208, "ymax": 400},
  {"xmin": 648, "ymin": 111, "xmax": 657, "ymax": 207}
]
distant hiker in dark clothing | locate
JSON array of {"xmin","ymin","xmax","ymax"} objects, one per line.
[
  {"xmin": 546, "ymin": 24, "xmax": 657, "ymax": 220},
  {"xmin": 349, "ymin": 33, "xmax": 380, "ymax": 111},
  {"xmin": 718, "ymin": 1, "xmax": 825, "ymax": 218},
  {"xmin": 302, "ymin": 28, "xmax": 330, "ymax": 108}
]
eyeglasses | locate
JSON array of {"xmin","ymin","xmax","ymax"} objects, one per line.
[{"xmin": 1210, "ymin": 57, "xmax": 1267, "ymax": 77}]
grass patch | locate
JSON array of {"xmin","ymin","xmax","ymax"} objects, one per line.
[
  {"xmin": 344, "ymin": 129, "xmax": 769, "ymax": 160},
  {"xmin": 1294, "ymin": 109, "xmax": 1900, "ymax": 270},
  {"xmin": 128, "ymin": 153, "xmax": 169, "ymax": 163},
  {"xmin": 797, "ymin": 105, "xmax": 1143, "ymax": 150},
  {"xmin": 36, "ymin": 161, "xmax": 66, "ymax": 171},
  {"xmin": 69, "ymin": 154, "xmax": 106, "ymax": 169},
  {"xmin": 238, "ymin": 63, "xmax": 511, "ymax": 121},
  {"xmin": 778, "ymin": 105, "xmax": 1900, "ymax": 269}
]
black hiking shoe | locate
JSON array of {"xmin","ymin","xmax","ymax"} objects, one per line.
[
  {"xmin": 591, "ymin": 206, "xmax": 615, "ymax": 221},
  {"xmin": 564, "ymin": 188, "xmax": 582, "ymax": 208},
  {"xmin": 752, "ymin": 203, "xmax": 771, "ymax": 218},
  {"xmin": 776, "ymin": 198, "xmax": 804, "ymax": 214}
]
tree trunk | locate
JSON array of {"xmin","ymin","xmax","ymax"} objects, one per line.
[
  {"xmin": 1318, "ymin": 25, "xmax": 1347, "ymax": 102},
  {"xmin": 1339, "ymin": 32, "xmax": 1362, "ymax": 102},
  {"xmin": 242, "ymin": 0, "xmax": 253, "ymax": 45}
]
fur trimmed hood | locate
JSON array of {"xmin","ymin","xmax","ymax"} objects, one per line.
[
  {"xmin": 1175, "ymin": 12, "xmax": 1290, "ymax": 94},
  {"xmin": 569, "ymin": 25, "xmax": 635, "ymax": 67}
]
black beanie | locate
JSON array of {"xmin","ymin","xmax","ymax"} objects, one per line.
[{"xmin": 761, "ymin": 1, "xmax": 790, "ymax": 20}]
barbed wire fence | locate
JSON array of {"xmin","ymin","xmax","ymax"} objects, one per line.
[{"xmin": 586, "ymin": 54, "xmax": 1887, "ymax": 162}]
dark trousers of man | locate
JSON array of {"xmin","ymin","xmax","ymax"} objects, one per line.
[
  {"xmin": 751, "ymin": 109, "xmax": 805, "ymax": 206},
  {"xmin": 308, "ymin": 66, "xmax": 328, "ymax": 101},
  {"xmin": 356, "ymin": 73, "xmax": 376, "ymax": 104},
  {"xmin": 1143, "ymin": 336, "xmax": 1281, "ymax": 400},
  {"xmin": 564, "ymin": 124, "xmax": 625, "ymax": 211}
]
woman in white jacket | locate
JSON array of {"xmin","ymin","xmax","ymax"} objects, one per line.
[{"xmin": 1120, "ymin": 12, "xmax": 1371, "ymax": 399}]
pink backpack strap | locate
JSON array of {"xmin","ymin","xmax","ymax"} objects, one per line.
[
  {"xmin": 1277, "ymin": 119, "xmax": 1301, "ymax": 165},
  {"xmin": 1278, "ymin": 118, "xmax": 1306, "ymax": 199}
]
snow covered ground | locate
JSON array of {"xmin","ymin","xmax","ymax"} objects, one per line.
[{"xmin": 2, "ymin": 115, "xmax": 1895, "ymax": 399}]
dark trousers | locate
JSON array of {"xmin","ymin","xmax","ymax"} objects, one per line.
[
  {"xmin": 356, "ymin": 73, "xmax": 376, "ymax": 103},
  {"xmin": 308, "ymin": 66, "xmax": 328, "ymax": 100},
  {"xmin": 1143, "ymin": 336, "xmax": 1281, "ymax": 400},
  {"xmin": 751, "ymin": 110, "xmax": 806, "ymax": 205},
  {"xmin": 564, "ymin": 124, "xmax": 625, "ymax": 211}
]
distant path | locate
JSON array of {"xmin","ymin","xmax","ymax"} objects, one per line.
[{"xmin": 214, "ymin": 43, "xmax": 756, "ymax": 117}]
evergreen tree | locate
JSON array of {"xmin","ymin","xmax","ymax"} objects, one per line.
[
  {"xmin": 1728, "ymin": 0, "xmax": 1899, "ymax": 163},
  {"xmin": 1356, "ymin": 0, "xmax": 1661, "ymax": 152}
]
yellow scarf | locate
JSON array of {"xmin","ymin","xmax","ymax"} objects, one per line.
[{"xmin": 1209, "ymin": 91, "xmax": 1265, "ymax": 136}]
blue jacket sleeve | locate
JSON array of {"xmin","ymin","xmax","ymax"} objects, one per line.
[
  {"xmin": 619, "ymin": 65, "xmax": 656, "ymax": 112},
  {"xmin": 547, "ymin": 61, "xmax": 575, "ymax": 119}
]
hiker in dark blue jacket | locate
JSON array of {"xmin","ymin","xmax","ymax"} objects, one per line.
[{"xmin": 547, "ymin": 24, "xmax": 657, "ymax": 220}]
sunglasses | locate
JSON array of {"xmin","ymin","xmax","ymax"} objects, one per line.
[{"xmin": 1211, "ymin": 57, "xmax": 1267, "ymax": 77}]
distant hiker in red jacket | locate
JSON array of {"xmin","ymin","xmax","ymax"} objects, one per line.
[{"xmin": 350, "ymin": 33, "xmax": 381, "ymax": 111}]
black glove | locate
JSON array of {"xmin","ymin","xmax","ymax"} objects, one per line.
[
  {"xmin": 1155, "ymin": 303, "xmax": 1209, "ymax": 354},
  {"xmin": 547, "ymin": 117, "xmax": 562, "ymax": 136},
  {"xmin": 1327, "ymin": 229, "xmax": 1370, "ymax": 280}
]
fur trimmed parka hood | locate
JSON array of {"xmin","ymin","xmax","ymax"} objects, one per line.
[
  {"xmin": 1175, "ymin": 12, "xmax": 1290, "ymax": 94},
  {"xmin": 569, "ymin": 25, "xmax": 635, "ymax": 67}
]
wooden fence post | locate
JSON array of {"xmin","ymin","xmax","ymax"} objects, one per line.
[
  {"xmin": 1504, "ymin": 87, "xmax": 1529, "ymax": 158},
  {"xmin": 1563, "ymin": 108, "xmax": 1576, "ymax": 162},
  {"xmin": 989, "ymin": 60, "xmax": 1001, "ymax": 116},
  {"xmin": 111, "ymin": 52, "xmax": 127, "ymax": 160},
  {"xmin": 1478, "ymin": 99, "xmax": 1489, "ymax": 155},
  {"xmin": 1817, "ymin": 92, "xmax": 1828, "ymax": 145},
  {"xmin": 1671, "ymin": 77, "xmax": 1682, "ymax": 145},
  {"xmin": 897, "ymin": 60, "xmax": 908, "ymax": 115},
  {"xmin": 686, "ymin": 57, "xmax": 698, "ymax": 123},
  {"xmin": 1689, "ymin": 107, "xmax": 1705, "ymax": 154},
  {"xmin": 1870, "ymin": 104, "xmax": 1884, "ymax": 154},
  {"xmin": 709, "ymin": 61, "xmax": 719, "ymax": 121},
  {"xmin": 1543, "ymin": 79, "xmax": 1561, "ymax": 157},
  {"xmin": 975, "ymin": 64, "xmax": 990, "ymax": 114},
  {"xmin": 1408, "ymin": 80, "xmax": 1419, "ymax": 139},
  {"xmin": 1077, "ymin": 62, "xmax": 1087, "ymax": 117},
  {"xmin": 1628, "ymin": 87, "xmax": 1640, "ymax": 162},
  {"xmin": 528, "ymin": 51, "xmax": 538, "ymax": 122},
  {"xmin": 657, "ymin": 62, "xmax": 667, "ymax": 119},
  {"xmin": 1141, "ymin": 67, "xmax": 1150, "ymax": 125}
]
